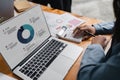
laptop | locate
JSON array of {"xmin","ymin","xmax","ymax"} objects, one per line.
[
  {"xmin": 0, "ymin": 5, "xmax": 83, "ymax": 80},
  {"xmin": 0, "ymin": 0, "xmax": 14, "ymax": 23}
]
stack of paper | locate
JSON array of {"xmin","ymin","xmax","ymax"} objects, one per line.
[{"xmin": 0, "ymin": 73, "xmax": 17, "ymax": 80}]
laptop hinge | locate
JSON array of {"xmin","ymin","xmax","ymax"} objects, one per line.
[{"xmin": 12, "ymin": 36, "xmax": 51, "ymax": 71}]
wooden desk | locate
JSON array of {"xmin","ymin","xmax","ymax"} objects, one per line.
[{"xmin": 0, "ymin": 5, "xmax": 111, "ymax": 80}]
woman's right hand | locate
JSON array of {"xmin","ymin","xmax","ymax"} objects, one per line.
[{"xmin": 73, "ymin": 24, "xmax": 96, "ymax": 40}]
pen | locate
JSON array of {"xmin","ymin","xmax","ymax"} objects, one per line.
[
  {"xmin": 85, "ymin": 31, "xmax": 95, "ymax": 37},
  {"xmin": 73, "ymin": 28, "xmax": 95, "ymax": 37}
]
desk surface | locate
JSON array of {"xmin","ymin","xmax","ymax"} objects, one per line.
[{"xmin": 0, "ymin": 5, "xmax": 111, "ymax": 80}]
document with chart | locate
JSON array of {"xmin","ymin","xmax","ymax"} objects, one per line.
[{"xmin": 44, "ymin": 12, "xmax": 85, "ymax": 43}]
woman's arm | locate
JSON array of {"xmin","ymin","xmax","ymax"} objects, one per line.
[
  {"xmin": 77, "ymin": 43, "xmax": 120, "ymax": 80},
  {"xmin": 93, "ymin": 21, "xmax": 115, "ymax": 35}
]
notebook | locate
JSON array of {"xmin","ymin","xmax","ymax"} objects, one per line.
[
  {"xmin": 0, "ymin": 5, "xmax": 83, "ymax": 80},
  {"xmin": 14, "ymin": 0, "xmax": 32, "ymax": 12}
]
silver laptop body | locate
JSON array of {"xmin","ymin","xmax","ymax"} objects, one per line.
[{"xmin": 0, "ymin": 5, "xmax": 83, "ymax": 80}]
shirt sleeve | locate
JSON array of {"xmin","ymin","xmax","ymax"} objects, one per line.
[
  {"xmin": 77, "ymin": 43, "xmax": 120, "ymax": 80},
  {"xmin": 80, "ymin": 44, "xmax": 105, "ymax": 69},
  {"xmin": 93, "ymin": 21, "xmax": 114, "ymax": 35}
]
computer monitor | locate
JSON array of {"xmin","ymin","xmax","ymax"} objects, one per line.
[{"xmin": 0, "ymin": 0, "xmax": 14, "ymax": 23}]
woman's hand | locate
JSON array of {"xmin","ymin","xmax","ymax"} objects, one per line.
[
  {"xmin": 91, "ymin": 35, "xmax": 108, "ymax": 49},
  {"xmin": 73, "ymin": 24, "xmax": 96, "ymax": 40}
]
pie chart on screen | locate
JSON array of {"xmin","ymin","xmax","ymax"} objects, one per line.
[{"xmin": 17, "ymin": 24, "xmax": 34, "ymax": 44}]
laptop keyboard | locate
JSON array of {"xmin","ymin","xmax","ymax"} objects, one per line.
[{"xmin": 19, "ymin": 39, "xmax": 67, "ymax": 80}]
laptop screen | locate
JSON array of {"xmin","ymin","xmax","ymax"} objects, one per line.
[{"xmin": 0, "ymin": 5, "xmax": 50, "ymax": 69}]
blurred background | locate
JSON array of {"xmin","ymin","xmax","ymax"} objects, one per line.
[{"xmin": 72, "ymin": 0, "xmax": 115, "ymax": 22}]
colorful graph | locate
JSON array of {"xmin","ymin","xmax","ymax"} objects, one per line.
[{"xmin": 17, "ymin": 24, "xmax": 34, "ymax": 44}]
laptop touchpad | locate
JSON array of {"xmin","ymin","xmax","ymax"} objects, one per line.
[{"xmin": 49, "ymin": 55, "xmax": 74, "ymax": 77}]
